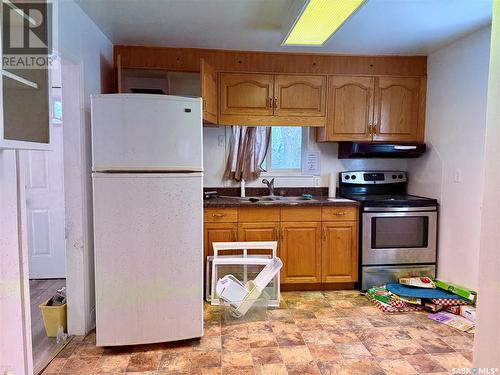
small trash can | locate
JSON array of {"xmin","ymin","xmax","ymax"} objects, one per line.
[{"xmin": 39, "ymin": 299, "xmax": 67, "ymax": 337}]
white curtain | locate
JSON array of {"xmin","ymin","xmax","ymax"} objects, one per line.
[{"xmin": 224, "ymin": 126, "xmax": 271, "ymax": 182}]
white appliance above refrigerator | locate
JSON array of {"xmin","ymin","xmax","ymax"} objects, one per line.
[{"xmin": 91, "ymin": 94, "xmax": 203, "ymax": 346}]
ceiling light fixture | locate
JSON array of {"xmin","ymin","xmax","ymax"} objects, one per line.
[{"xmin": 282, "ymin": 0, "xmax": 366, "ymax": 46}]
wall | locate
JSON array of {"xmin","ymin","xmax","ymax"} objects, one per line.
[
  {"xmin": 407, "ymin": 26, "xmax": 491, "ymax": 289},
  {"xmin": 203, "ymin": 127, "xmax": 407, "ymax": 189},
  {"xmin": 57, "ymin": 0, "xmax": 113, "ymax": 335},
  {"xmin": 474, "ymin": 0, "xmax": 500, "ymax": 367},
  {"xmin": 0, "ymin": 3, "xmax": 113, "ymax": 372}
]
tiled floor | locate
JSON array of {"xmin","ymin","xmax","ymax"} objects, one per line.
[{"xmin": 42, "ymin": 291, "xmax": 474, "ymax": 374}]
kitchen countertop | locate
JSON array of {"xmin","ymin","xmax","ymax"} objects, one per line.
[{"xmin": 204, "ymin": 196, "xmax": 359, "ymax": 208}]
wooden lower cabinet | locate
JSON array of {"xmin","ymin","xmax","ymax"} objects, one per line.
[
  {"xmin": 203, "ymin": 206, "xmax": 358, "ymax": 289},
  {"xmin": 280, "ymin": 222, "xmax": 321, "ymax": 283},
  {"xmin": 238, "ymin": 222, "xmax": 279, "ymax": 256},
  {"xmin": 321, "ymin": 221, "xmax": 358, "ymax": 283},
  {"xmin": 238, "ymin": 222, "xmax": 279, "ymax": 242},
  {"xmin": 204, "ymin": 222, "xmax": 237, "ymax": 258}
]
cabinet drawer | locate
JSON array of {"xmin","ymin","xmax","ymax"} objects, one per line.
[
  {"xmin": 238, "ymin": 207, "xmax": 280, "ymax": 222},
  {"xmin": 281, "ymin": 207, "xmax": 321, "ymax": 222},
  {"xmin": 322, "ymin": 206, "xmax": 357, "ymax": 221},
  {"xmin": 204, "ymin": 208, "xmax": 238, "ymax": 222}
]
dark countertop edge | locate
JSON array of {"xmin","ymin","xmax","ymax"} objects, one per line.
[{"xmin": 204, "ymin": 197, "xmax": 360, "ymax": 208}]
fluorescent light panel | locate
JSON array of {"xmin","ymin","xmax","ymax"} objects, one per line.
[{"xmin": 283, "ymin": 0, "xmax": 366, "ymax": 46}]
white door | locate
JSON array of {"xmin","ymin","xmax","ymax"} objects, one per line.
[{"xmin": 26, "ymin": 88, "xmax": 66, "ymax": 279}]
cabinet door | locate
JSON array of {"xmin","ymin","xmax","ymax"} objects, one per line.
[
  {"xmin": 319, "ymin": 76, "xmax": 374, "ymax": 142},
  {"xmin": 238, "ymin": 222, "xmax": 280, "ymax": 257},
  {"xmin": 200, "ymin": 59, "xmax": 218, "ymax": 124},
  {"xmin": 322, "ymin": 222, "xmax": 358, "ymax": 283},
  {"xmin": 280, "ymin": 222, "xmax": 321, "ymax": 283},
  {"xmin": 373, "ymin": 77, "xmax": 423, "ymax": 142},
  {"xmin": 219, "ymin": 73, "xmax": 273, "ymax": 116},
  {"xmin": 116, "ymin": 54, "xmax": 123, "ymax": 93},
  {"xmin": 204, "ymin": 223, "xmax": 237, "ymax": 259},
  {"xmin": 238, "ymin": 222, "xmax": 279, "ymax": 242},
  {"xmin": 274, "ymin": 75, "xmax": 326, "ymax": 117}
]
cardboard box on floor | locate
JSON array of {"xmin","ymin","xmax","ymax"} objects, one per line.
[{"xmin": 434, "ymin": 280, "xmax": 477, "ymax": 303}]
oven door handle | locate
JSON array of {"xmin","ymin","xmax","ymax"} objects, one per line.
[
  {"xmin": 363, "ymin": 206, "xmax": 437, "ymax": 212},
  {"xmin": 363, "ymin": 268, "xmax": 395, "ymax": 273}
]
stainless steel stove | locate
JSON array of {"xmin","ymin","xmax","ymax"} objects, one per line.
[{"xmin": 339, "ymin": 171, "xmax": 438, "ymax": 290}]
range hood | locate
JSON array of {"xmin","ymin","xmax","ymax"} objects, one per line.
[{"xmin": 338, "ymin": 142, "xmax": 426, "ymax": 159}]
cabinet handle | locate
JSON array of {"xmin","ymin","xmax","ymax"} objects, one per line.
[
  {"xmin": 368, "ymin": 125, "xmax": 373, "ymax": 134},
  {"xmin": 232, "ymin": 228, "xmax": 237, "ymax": 241},
  {"xmin": 322, "ymin": 227, "xmax": 327, "ymax": 240},
  {"xmin": 372, "ymin": 125, "xmax": 377, "ymax": 134},
  {"xmin": 333, "ymin": 211, "xmax": 346, "ymax": 216},
  {"xmin": 269, "ymin": 97, "xmax": 273, "ymax": 108},
  {"xmin": 274, "ymin": 96, "xmax": 278, "ymax": 109},
  {"xmin": 212, "ymin": 213, "xmax": 226, "ymax": 217}
]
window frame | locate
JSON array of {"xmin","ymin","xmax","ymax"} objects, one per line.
[{"xmin": 262, "ymin": 127, "xmax": 310, "ymax": 176}]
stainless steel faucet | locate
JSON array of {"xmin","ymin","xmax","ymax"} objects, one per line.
[{"xmin": 262, "ymin": 178, "xmax": 275, "ymax": 196}]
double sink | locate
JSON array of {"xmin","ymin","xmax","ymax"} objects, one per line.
[{"xmin": 219, "ymin": 195, "xmax": 319, "ymax": 205}]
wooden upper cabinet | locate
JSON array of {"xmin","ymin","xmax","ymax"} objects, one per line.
[
  {"xmin": 318, "ymin": 75, "xmax": 426, "ymax": 143},
  {"xmin": 322, "ymin": 222, "xmax": 358, "ymax": 283},
  {"xmin": 373, "ymin": 77, "xmax": 424, "ymax": 142},
  {"xmin": 274, "ymin": 75, "xmax": 326, "ymax": 117},
  {"xmin": 116, "ymin": 54, "xmax": 123, "ymax": 93},
  {"xmin": 318, "ymin": 76, "xmax": 374, "ymax": 142},
  {"xmin": 200, "ymin": 59, "xmax": 218, "ymax": 124},
  {"xmin": 219, "ymin": 73, "xmax": 273, "ymax": 116},
  {"xmin": 280, "ymin": 222, "xmax": 322, "ymax": 284},
  {"xmin": 218, "ymin": 73, "xmax": 326, "ymax": 127}
]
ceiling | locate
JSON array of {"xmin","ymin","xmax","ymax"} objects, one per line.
[{"xmin": 76, "ymin": 0, "xmax": 493, "ymax": 55}]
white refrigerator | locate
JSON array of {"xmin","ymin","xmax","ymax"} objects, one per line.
[{"xmin": 91, "ymin": 94, "xmax": 203, "ymax": 346}]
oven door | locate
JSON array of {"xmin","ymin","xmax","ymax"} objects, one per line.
[{"xmin": 362, "ymin": 207, "xmax": 437, "ymax": 265}]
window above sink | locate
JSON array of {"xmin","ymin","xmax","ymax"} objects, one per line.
[{"xmin": 262, "ymin": 126, "xmax": 309, "ymax": 176}]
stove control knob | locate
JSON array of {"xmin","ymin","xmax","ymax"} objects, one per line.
[
  {"xmin": 344, "ymin": 175, "xmax": 350, "ymax": 180},
  {"xmin": 351, "ymin": 175, "xmax": 357, "ymax": 180},
  {"xmin": 398, "ymin": 174, "xmax": 404, "ymax": 179},
  {"xmin": 392, "ymin": 174, "xmax": 397, "ymax": 179}
]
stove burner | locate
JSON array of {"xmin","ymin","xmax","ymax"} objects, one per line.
[
  {"xmin": 341, "ymin": 194, "xmax": 437, "ymax": 207},
  {"xmin": 339, "ymin": 171, "xmax": 438, "ymax": 207}
]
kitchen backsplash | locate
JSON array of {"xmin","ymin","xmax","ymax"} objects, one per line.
[
  {"xmin": 203, "ymin": 187, "xmax": 329, "ymax": 197},
  {"xmin": 203, "ymin": 127, "xmax": 408, "ymax": 188}
]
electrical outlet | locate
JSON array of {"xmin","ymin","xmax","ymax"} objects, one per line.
[
  {"xmin": 217, "ymin": 135, "xmax": 225, "ymax": 148},
  {"xmin": 454, "ymin": 169, "xmax": 462, "ymax": 183}
]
